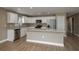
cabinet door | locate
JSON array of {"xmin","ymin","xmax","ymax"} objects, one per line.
[
  {"xmin": 7, "ymin": 12, "xmax": 18, "ymax": 23},
  {"xmin": 20, "ymin": 28, "xmax": 24, "ymax": 37},
  {"xmin": 20, "ymin": 28, "xmax": 26, "ymax": 37},
  {"xmin": 24, "ymin": 16, "xmax": 28, "ymax": 23},
  {"xmin": 7, "ymin": 30, "xmax": 14, "ymax": 41},
  {"xmin": 56, "ymin": 15, "xmax": 65, "ymax": 30},
  {"xmin": 27, "ymin": 17, "xmax": 36, "ymax": 23}
]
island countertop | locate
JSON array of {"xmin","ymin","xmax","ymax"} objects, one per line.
[{"xmin": 27, "ymin": 27, "xmax": 65, "ymax": 33}]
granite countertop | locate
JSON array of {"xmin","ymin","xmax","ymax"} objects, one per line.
[
  {"xmin": 7, "ymin": 26, "xmax": 65, "ymax": 33},
  {"xmin": 7, "ymin": 26, "xmax": 20, "ymax": 29},
  {"xmin": 7, "ymin": 23, "xmax": 28, "ymax": 29},
  {"xmin": 7, "ymin": 25, "xmax": 27, "ymax": 29},
  {"xmin": 7, "ymin": 24, "xmax": 65, "ymax": 33},
  {"xmin": 27, "ymin": 27, "xmax": 65, "ymax": 33}
]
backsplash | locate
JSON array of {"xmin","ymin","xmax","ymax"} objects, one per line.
[{"xmin": 7, "ymin": 23, "xmax": 48, "ymax": 28}]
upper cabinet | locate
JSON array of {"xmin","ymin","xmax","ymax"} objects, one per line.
[
  {"xmin": 23, "ymin": 17, "xmax": 35, "ymax": 23},
  {"xmin": 56, "ymin": 14, "xmax": 66, "ymax": 31},
  {"xmin": 19, "ymin": 16, "xmax": 29, "ymax": 23},
  {"xmin": 25, "ymin": 16, "xmax": 56, "ymax": 23},
  {"xmin": 7, "ymin": 12, "xmax": 18, "ymax": 23},
  {"xmin": 23, "ymin": 16, "xmax": 28, "ymax": 23}
]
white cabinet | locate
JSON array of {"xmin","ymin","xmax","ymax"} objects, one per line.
[
  {"xmin": 7, "ymin": 30, "xmax": 14, "ymax": 42},
  {"xmin": 7, "ymin": 12, "xmax": 18, "ymax": 23},
  {"xmin": 23, "ymin": 16, "xmax": 28, "ymax": 23},
  {"xmin": 56, "ymin": 15, "xmax": 66, "ymax": 30},
  {"xmin": 26, "ymin": 16, "xmax": 56, "ymax": 23},
  {"xmin": 26, "ymin": 17, "xmax": 36, "ymax": 23},
  {"xmin": 27, "ymin": 31, "xmax": 64, "ymax": 46},
  {"xmin": 20, "ymin": 28, "xmax": 27, "ymax": 37},
  {"xmin": 22, "ymin": 16, "xmax": 31, "ymax": 23}
]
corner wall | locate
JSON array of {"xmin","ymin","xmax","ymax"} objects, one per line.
[
  {"xmin": 0, "ymin": 8, "xmax": 7, "ymax": 41},
  {"xmin": 74, "ymin": 14, "xmax": 79, "ymax": 36},
  {"xmin": 68, "ymin": 13, "xmax": 79, "ymax": 36}
]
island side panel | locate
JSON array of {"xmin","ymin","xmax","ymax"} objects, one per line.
[{"xmin": 26, "ymin": 31, "xmax": 64, "ymax": 46}]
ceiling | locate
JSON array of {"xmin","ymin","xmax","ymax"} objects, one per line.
[{"xmin": 4, "ymin": 7, "xmax": 79, "ymax": 16}]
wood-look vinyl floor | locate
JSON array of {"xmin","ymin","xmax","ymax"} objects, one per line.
[{"xmin": 0, "ymin": 35, "xmax": 79, "ymax": 51}]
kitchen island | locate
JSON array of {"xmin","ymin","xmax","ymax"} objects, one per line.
[{"xmin": 26, "ymin": 27, "xmax": 65, "ymax": 47}]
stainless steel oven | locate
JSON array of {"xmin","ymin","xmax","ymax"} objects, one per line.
[{"xmin": 14, "ymin": 29, "xmax": 20, "ymax": 41}]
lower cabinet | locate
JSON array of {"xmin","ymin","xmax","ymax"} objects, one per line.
[
  {"xmin": 7, "ymin": 30, "xmax": 14, "ymax": 42},
  {"xmin": 20, "ymin": 28, "xmax": 27, "ymax": 37},
  {"xmin": 7, "ymin": 28, "xmax": 27, "ymax": 42},
  {"xmin": 27, "ymin": 31, "xmax": 64, "ymax": 45}
]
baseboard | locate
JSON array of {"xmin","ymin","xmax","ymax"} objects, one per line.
[
  {"xmin": 27, "ymin": 39, "xmax": 64, "ymax": 47},
  {"xmin": 64, "ymin": 34, "xmax": 67, "ymax": 37},
  {"xmin": 74, "ymin": 34, "xmax": 79, "ymax": 37},
  {"xmin": 7, "ymin": 39, "xmax": 14, "ymax": 42},
  {"xmin": 0, "ymin": 39, "xmax": 7, "ymax": 43}
]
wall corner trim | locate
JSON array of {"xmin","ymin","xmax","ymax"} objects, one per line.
[{"xmin": 0, "ymin": 39, "xmax": 7, "ymax": 43}]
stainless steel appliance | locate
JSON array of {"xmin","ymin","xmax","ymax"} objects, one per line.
[{"xmin": 14, "ymin": 29, "xmax": 20, "ymax": 41}]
